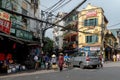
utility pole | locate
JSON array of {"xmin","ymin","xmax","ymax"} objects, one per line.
[
  {"xmin": 40, "ymin": 10, "xmax": 54, "ymax": 51},
  {"xmin": 101, "ymin": 15, "xmax": 105, "ymax": 56}
]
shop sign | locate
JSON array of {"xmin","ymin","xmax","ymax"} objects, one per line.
[
  {"xmin": 90, "ymin": 47, "xmax": 100, "ymax": 51},
  {"xmin": 0, "ymin": 12, "xmax": 10, "ymax": 21},
  {"xmin": 10, "ymin": 28, "xmax": 16, "ymax": 34},
  {"xmin": 16, "ymin": 29, "xmax": 33, "ymax": 40},
  {"xmin": 0, "ymin": 18, "xmax": 11, "ymax": 34},
  {"xmin": 83, "ymin": 46, "xmax": 90, "ymax": 51},
  {"xmin": 0, "ymin": 53, "xmax": 5, "ymax": 61},
  {"xmin": 86, "ymin": 10, "xmax": 97, "ymax": 17}
]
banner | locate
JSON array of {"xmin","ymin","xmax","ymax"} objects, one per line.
[
  {"xmin": 0, "ymin": 12, "xmax": 10, "ymax": 21},
  {"xmin": 0, "ymin": 18, "xmax": 11, "ymax": 34}
]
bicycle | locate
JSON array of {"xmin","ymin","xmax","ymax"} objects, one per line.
[{"xmin": 64, "ymin": 58, "xmax": 73, "ymax": 70}]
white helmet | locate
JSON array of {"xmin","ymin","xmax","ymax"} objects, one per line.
[{"xmin": 52, "ymin": 54, "xmax": 56, "ymax": 57}]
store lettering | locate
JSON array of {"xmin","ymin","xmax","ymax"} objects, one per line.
[
  {"xmin": 0, "ymin": 18, "xmax": 11, "ymax": 34},
  {"xmin": 86, "ymin": 11, "xmax": 97, "ymax": 17},
  {"xmin": 0, "ymin": 12, "xmax": 10, "ymax": 21}
]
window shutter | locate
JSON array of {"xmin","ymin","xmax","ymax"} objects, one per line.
[
  {"xmin": 92, "ymin": 35, "xmax": 95, "ymax": 43},
  {"xmin": 96, "ymin": 35, "xmax": 98, "ymax": 42},
  {"xmin": 84, "ymin": 20, "xmax": 87, "ymax": 26},
  {"xmin": 95, "ymin": 18, "xmax": 98, "ymax": 26},
  {"xmin": 85, "ymin": 36, "xmax": 87, "ymax": 43}
]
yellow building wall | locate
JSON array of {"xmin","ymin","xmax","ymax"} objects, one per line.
[{"xmin": 78, "ymin": 4, "xmax": 107, "ymax": 48}]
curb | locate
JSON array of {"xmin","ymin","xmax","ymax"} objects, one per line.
[{"xmin": 0, "ymin": 69, "xmax": 56, "ymax": 79}]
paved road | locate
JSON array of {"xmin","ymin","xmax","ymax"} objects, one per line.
[{"xmin": 1, "ymin": 62, "xmax": 120, "ymax": 80}]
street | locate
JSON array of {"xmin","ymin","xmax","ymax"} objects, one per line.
[{"xmin": 1, "ymin": 62, "xmax": 120, "ymax": 80}]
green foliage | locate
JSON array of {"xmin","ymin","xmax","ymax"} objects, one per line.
[{"xmin": 43, "ymin": 37, "xmax": 54, "ymax": 53}]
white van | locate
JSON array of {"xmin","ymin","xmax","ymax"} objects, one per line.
[{"xmin": 71, "ymin": 51, "xmax": 100, "ymax": 69}]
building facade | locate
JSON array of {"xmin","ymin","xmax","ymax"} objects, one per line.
[
  {"xmin": 53, "ymin": 12, "xmax": 66, "ymax": 50},
  {"xmin": 78, "ymin": 4, "xmax": 117, "ymax": 60},
  {"xmin": 62, "ymin": 11, "xmax": 78, "ymax": 53},
  {"xmin": 0, "ymin": 0, "xmax": 41, "ymax": 72},
  {"xmin": 0, "ymin": 0, "xmax": 40, "ymax": 40}
]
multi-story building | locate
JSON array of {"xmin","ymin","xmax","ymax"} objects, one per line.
[
  {"xmin": 53, "ymin": 12, "xmax": 66, "ymax": 50},
  {"xmin": 78, "ymin": 3, "xmax": 116, "ymax": 60},
  {"xmin": 112, "ymin": 28, "xmax": 120, "ymax": 51},
  {"xmin": 0, "ymin": 0, "xmax": 40, "ymax": 40},
  {"xmin": 0, "ymin": 0, "xmax": 40, "ymax": 69},
  {"xmin": 62, "ymin": 11, "xmax": 78, "ymax": 53}
]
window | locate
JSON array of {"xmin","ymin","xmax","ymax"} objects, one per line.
[
  {"xmin": 86, "ymin": 35, "xmax": 98, "ymax": 43},
  {"xmin": 84, "ymin": 18, "xmax": 98, "ymax": 26}
]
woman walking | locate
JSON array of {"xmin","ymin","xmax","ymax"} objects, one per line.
[{"xmin": 58, "ymin": 53, "xmax": 64, "ymax": 71}]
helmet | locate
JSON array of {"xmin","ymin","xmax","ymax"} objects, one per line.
[
  {"xmin": 52, "ymin": 54, "xmax": 56, "ymax": 57},
  {"xmin": 59, "ymin": 53, "xmax": 63, "ymax": 55}
]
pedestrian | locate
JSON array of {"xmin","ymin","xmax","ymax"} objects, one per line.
[
  {"xmin": 113, "ymin": 54, "xmax": 116, "ymax": 62},
  {"xmin": 116, "ymin": 54, "xmax": 120, "ymax": 61},
  {"xmin": 44, "ymin": 54, "xmax": 50, "ymax": 69},
  {"xmin": 34, "ymin": 55, "xmax": 39, "ymax": 70},
  {"xmin": 51, "ymin": 54, "xmax": 57, "ymax": 70},
  {"xmin": 99, "ymin": 53, "xmax": 103, "ymax": 68},
  {"xmin": 58, "ymin": 53, "xmax": 64, "ymax": 71},
  {"xmin": 64, "ymin": 53, "xmax": 70, "ymax": 68}
]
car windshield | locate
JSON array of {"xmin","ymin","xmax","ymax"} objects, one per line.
[{"xmin": 88, "ymin": 52, "xmax": 98, "ymax": 56}]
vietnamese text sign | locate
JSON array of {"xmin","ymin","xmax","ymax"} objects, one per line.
[
  {"xmin": 90, "ymin": 47, "xmax": 100, "ymax": 51},
  {"xmin": 86, "ymin": 10, "xmax": 97, "ymax": 17},
  {"xmin": 0, "ymin": 18, "xmax": 11, "ymax": 34},
  {"xmin": 0, "ymin": 12, "xmax": 10, "ymax": 21}
]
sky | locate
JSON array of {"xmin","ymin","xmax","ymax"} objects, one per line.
[{"xmin": 40, "ymin": 0, "xmax": 120, "ymax": 39}]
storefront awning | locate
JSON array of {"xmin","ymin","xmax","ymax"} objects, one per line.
[{"xmin": 0, "ymin": 32, "xmax": 40, "ymax": 46}]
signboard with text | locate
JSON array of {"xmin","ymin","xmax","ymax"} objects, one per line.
[
  {"xmin": 86, "ymin": 10, "xmax": 97, "ymax": 17},
  {"xmin": 0, "ymin": 12, "xmax": 10, "ymax": 21},
  {"xmin": 90, "ymin": 47, "xmax": 100, "ymax": 51},
  {"xmin": 16, "ymin": 29, "xmax": 33, "ymax": 40},
  {"xmin": 0, "ymin": 18, "xmax": 11, "ymax": 34},
  {"xmin": 0, "ymin": 11, "xmax": 11, "ymax": 34}
]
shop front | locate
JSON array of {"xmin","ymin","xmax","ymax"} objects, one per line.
[
  {"xmin": 105, "ymin": 46, "xmax": 113, "ymax": 61},
  {"xmin": 0, "ymin": 32, "xmax": 41, "ymax": 74},
  {"xmin": 79, "ymin": 46, "xmax": 100, "ymax": 55}
]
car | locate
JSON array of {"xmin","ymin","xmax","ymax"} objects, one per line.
[{"xmin": 71, "ymin": 51, "xmax": 100, "ymax": 69}]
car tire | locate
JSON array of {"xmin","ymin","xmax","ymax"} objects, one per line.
[
  {"xmin": 92, "ymin": 65, "xmax": 97, "ymax": 69},
  {"xmin": 80, "ymin": 63, "xmax": 84, "ymax": 69}
]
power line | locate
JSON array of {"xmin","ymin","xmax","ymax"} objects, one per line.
[
  {"xmin": 51, "ymin": 0, "xmax": 72, "ymax": 12},
  {"xmin": 44, "ymin": 0, "xmax": 87, "ymax": 31},
  {"xmin": 0, "ymin": 7, "xmax": 63, "ymax": 29},
  {"xmin": 0, "ymin": 0, "xmax": 90, "ymax": 34},
  {"xmin": 48, "ymin": 0, "xmax": 65, "ymax": 12},
  {"xmin": 45, "ymin": 0, "xmax": 64, "ymax": 11}
]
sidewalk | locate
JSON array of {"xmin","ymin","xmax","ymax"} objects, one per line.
[
  {"xmin": 0, "ymin": 69, "xmax": 56, "ymax": 79},
  {"xmin": 104, "ymin": 61, "xmax": 120, "ymax": 67}
]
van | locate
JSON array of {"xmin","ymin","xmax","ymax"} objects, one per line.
[{"xmin": 71, "ymin": 51, "xmax": 100, "ymax": 69}]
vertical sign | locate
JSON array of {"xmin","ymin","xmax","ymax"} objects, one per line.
[{"xmin": 0, "ymin": 11, "xmax": 11, "ymax": 34}]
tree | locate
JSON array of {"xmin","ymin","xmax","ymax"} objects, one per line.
[{"xmin": 43, "ymin": 37, "xmax": 54, "ymax": 54}]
